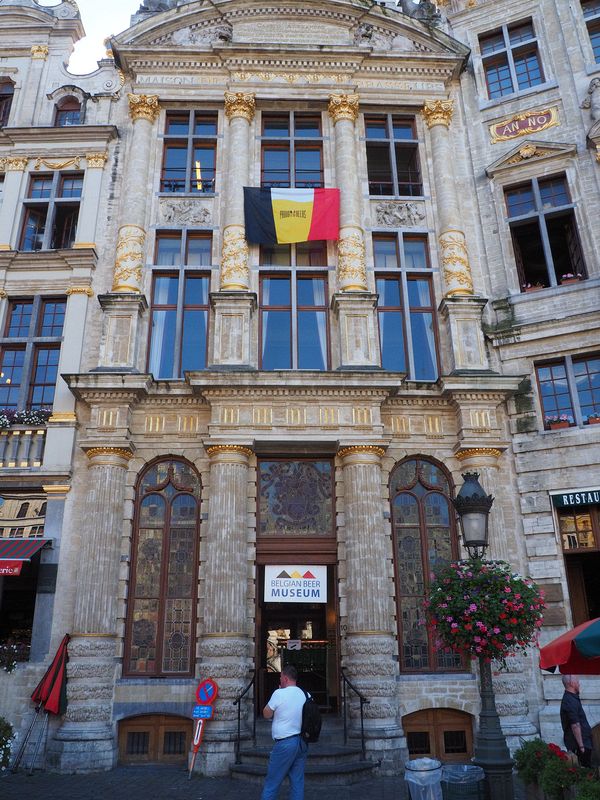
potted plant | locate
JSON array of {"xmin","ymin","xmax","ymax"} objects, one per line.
[
  {"xmin": 522, "ymin": 282, "xmax": 546, "ymax": 293},
  {"xmin": 544, "ymin": 414, "xmax": 574, "ymax": 430},
  {"xmin": 514, "ymin": 739, "xmax": 598, "ymax": 800},
  {"xmin": 584, "ymin": 413, "xmax": 600, "ymax": 425},
  {"xmin": 560, "ymin": 272, "xmax": 582, "ymax": 286},
  {"xmin": 0, "ymin": 715, "xmax": 15, "ymax": 771}
]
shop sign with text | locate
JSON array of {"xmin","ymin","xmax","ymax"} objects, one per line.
[
  {"xmin": 490, "ymin": 107, "xmax": 559, "ymax": 143},
  {"xmin": 264, "ymin": 565, "xmax": 327, "ymax": 603},
  {"xmin": 552, "ymin": 490, "xmax": 600, "ymax": 508}
]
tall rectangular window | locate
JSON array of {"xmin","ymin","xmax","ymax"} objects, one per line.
[
  {"xmin": 536, "ymin": 353, "xmax": 600, "ymax": 428},
  {"xmin": 558, "ymin": 505, "xmax": 600, "ymax": 626},
  {"xmin": 261, "ymin": 113, "xmax": 323, "ymax": 188},
  {"xmin": 374, "ymin": 234, "xmax": 438, "ymax": 380},
  {"xmin": 20, "ymin": 172, "xmax": 83, "ymax": 251},
  {"xmin": 365, "ymin": 115, "xmax": 421, "ymax": 197},
  {"xmin": 0, "ymin": 297, "xmax": 66, "ymax": 410},
  {"xmin": 160, "ymin": 111, "xmax": 218, "ymax": 194},
  {"xmin": 147, "ymin": 232, "xmax": 211, "ymax": 379},
  {"xmin": 582, "ymin": 0, "xmax": 600, "ymax": 62},
  {"xmin": 259, "ymin": 242, "xmax": 328, "ymax": 370},
  {"xmin": 479, "ymin": 19, "xmax": 544, "ymax": 99}
]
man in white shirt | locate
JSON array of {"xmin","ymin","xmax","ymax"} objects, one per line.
[{"xmin": 261, "ymin": 664, "xmax": 308, "ymax": 800}]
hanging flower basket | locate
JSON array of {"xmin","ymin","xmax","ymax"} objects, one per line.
[{"xmin": 425, "ymin": 559, "xmax": 545, "ymax": 669}]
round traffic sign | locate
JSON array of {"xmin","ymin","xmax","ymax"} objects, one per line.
[{"xmin": 196, "ymin": 678, "xmax": 219, "ymax": 705}]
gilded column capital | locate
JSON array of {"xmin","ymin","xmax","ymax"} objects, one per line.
[
  {"xmin": 455, "ymin": 447, "xmax": 503, "ymax": 463},
  {"xmin": 31, "ymin": 45, "xmax": 49, "ymax": 60},
  {"xmin": 423, "ymin": 99, "xmax": 454, "ymax": 129},
  {"xmin": 128, "ymin": 93, "xmax": 160, "ymax": 123},
  {"xmin": 338, "ymin": 445, "xmax": 386, "ymax": 463},
  {"xmin": 206, "ymin": 444, "xmax": 254, "ymax": 461},
  {"xmin": 0, "ymin": 290, "xmax": 7, "ymax": 299},
  {"xmin": 66, "ymin": 286, "xmax": 94, "ymax": 297},
  {"xmin": 224, "ymin": 92, "xmax": 256, "ymax": 122},
  {"xmin": 6, "ymin": 157, "xmax": 28, "ymax": 172},
  {"xmin": 86, "ymin": 152, "xmax": 109, "ymax": 169},
  {"xmin": 328, "ymin": 94, "xmax": 360, "ymax": 124},
  {"xmin": 85, "ymin": 447, "xmax": 134, "ymax": 464}
]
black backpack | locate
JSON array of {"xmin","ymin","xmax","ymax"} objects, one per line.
[{"xmin": 300, "ymin": 688, "xmax": 321, "ymax": 743}]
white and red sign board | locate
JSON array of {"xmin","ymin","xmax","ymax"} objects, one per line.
[
  {"xmin": 0, "ymin": 560, "xmax": 22, "ymax": 576},
  {"xmin": 264, "ymin": 565, "xmax": 327, "ymax": 603}
]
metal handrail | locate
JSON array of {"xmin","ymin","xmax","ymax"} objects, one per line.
[
  {"xmin": 340, "ymin": 666, "xmax": 370, "ymax": 760},
  {"xmin": 233, "ymin": 671, "xmax": 256, "ymax": 764}
]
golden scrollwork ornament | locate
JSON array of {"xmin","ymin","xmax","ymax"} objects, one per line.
[
  {"xmin": 128, "ymin": 94, "xmax": 160, "ymax": 123},
  {"xmin": 338, "ymin": 231, "xmax": 367, "ymax": 291},
  {"xmin": 422, "ymin": 99, "xmax": 454, "ymax": 129},
  {"xmin": 439, "ymin": 230, "xmax": 474, "ymax": 296},
  {"xmin": 220, "ymin": 225, "xmax": 250, "ymax": 290},
  {"xmin": 328, "ymin": 94, "xmax": 360, "ymax": 124},
  {"xmin": 224, "ymin": 92, "xmax": 256, "ymax": 122},
  {"xmin": 112, "ymin": 224, "xmax": 145, "ymax": 292}
]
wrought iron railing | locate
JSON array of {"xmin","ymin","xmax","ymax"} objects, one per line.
[
  {"xmin": 341, "ymin": 666, "xmax": 370, "ymax": 760},
  {"xmin": 233, "ymin": 671, "xmax": 256, "ymax": 764}
]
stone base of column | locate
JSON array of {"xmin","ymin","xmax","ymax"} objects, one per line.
[
  {"xmin": 439, "ymin": 296, "xmax": 490, "ymax": 372},
  {"xmin": 209, "ymin": 291, "xmax": 257, "ymax": 368},
  {"xmin": 46, "ymin": 721, "xmax": 116, "ymax": 773},
  {"xmin": 97, "ymin": 293, "xmax": 148, "ymax": 371},
  {"xmin": 332, "ymin": 292, "xmax": 381, "ymax": 369}
]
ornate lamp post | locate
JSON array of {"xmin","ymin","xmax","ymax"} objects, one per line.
[{"xmin": 452, "ymin": 472, "xmax": 515, "ymax": 800}]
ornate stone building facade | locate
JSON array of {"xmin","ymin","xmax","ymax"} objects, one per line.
[{"xmin": 0, "ymin": 0, "xmax": 598, "ymax": 776}]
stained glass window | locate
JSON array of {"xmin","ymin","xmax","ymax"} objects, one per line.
[
  {"xmin": 126, "ymin": 459, "xmax": 201, "ymax": 676},
  {"xmin": 390, "ymin": 457, "xmax": 461, "ymax": 672}
]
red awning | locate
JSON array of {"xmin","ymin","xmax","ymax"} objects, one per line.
[{"xmin": 0, "ymin": 538, "xmax": 50, "ymax": 560}]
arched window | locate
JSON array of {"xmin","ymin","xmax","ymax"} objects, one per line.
[
  {"xmin": 124, "ymin": 458, "xmax": 201, "ymax": 677},
  {"xmin": 17, "ymin": 502, "xmax": 29, "ymax": 519},
  {"xmin": 54, "ymin": 97, "xmax": 81, "ymax": 127},
  {"xmin": 0, "ymin": 81, "xmax": 14, "ymax": 127},
  {"xmin": 390, "ymin": 456, "xmax": 462, "ymax": 673}
]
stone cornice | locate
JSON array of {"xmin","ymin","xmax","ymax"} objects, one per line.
[
  {"xmin": 0, "ymin": 247, "xmax": 97, "ymax": 275},
  {"xmin": 0, "ymin": 126, "xmax": 118, "ymax": 148},
  {"xmin": 440, "ymin": 374, "xmax": 525, "ymax": 399},
  {"xmin": 62, "ymin": 373, "xmax": 154, "ymax": 404}
]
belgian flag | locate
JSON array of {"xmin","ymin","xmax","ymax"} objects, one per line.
[{"xmin": 244, "ymin": 187, "xmax": 340, "ymax": 245}]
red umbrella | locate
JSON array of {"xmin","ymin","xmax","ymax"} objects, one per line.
[
  {"xmin": 539, "ymin": 617, "xmax": 600, "ymax": 674},
  {"xmin": 31, "ymin": 634, "xmax": 70, "ymax": 714}
]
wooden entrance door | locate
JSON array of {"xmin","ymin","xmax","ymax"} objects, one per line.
[
  {"xmin": 118, "ymin": 714, "xmax": 192, "ymax": 765},
  {"xmin": 403, "ymin": 708, "xmax": 474, "ymax": 763}
]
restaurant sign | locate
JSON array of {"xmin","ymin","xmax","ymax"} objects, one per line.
[
  {"xmin": 264, "ymin": 565, "xmax": 327, "ymax": 603},
  {"xmin": 552, "ymin": 490, "xmax": 600, "ymax": 508},
  {"xmin": 490, "ymin": 107, "xmax": 559, "ymax": 143}
]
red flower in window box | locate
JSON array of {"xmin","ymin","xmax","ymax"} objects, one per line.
[{"xmin": 544, "ymin": 414, "xmax": 574, "ymax": 430}]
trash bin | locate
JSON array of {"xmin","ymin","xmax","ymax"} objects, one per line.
[
  {"xmin": 441, "ymin": 764, "xmax": 486, "ymax": 800},
  {"xmin": 404, "ymin": 757, "xmax": 443, "ymax": 800}
]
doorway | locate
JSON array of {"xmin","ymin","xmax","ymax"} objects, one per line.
[{"xmin": 257, "ymin": 565, "xmax": 338, "ymax": 712}]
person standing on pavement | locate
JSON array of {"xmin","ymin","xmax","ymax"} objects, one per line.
[
  {"xmin": 261, "ymin": 664, "xmax": 308, "ymax": 800},
  {"xmin": 560, "ymin": 674, "xmax": 593, "ymax": 767}
]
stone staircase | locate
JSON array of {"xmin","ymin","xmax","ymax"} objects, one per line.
[{"xmin": 230, "ymin": 716, "xmax": 380, "ymax": 785}]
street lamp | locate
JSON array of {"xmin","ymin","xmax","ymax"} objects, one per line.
[{"xmin": 452, "ymin": 472, "xmax": 515, "ymax": 800}]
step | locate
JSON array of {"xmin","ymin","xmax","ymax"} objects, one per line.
[
  {"xmin": 238, "ymin": 743, "xmax": 366, "ymax": 766},
  {"xmin": 230, "ymin": 759, "xmax": 378, "ymax": 785}
]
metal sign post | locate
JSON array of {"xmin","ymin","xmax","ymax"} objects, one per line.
[{"xmin": 188, "ymin": 678, "xmax": 219, "ymax": 779}]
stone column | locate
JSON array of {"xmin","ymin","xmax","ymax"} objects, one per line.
[
  {"xmin": 18, "ymin": 45, "xmax": 48, "ymax": 127},
  {"xmin": 48, "ymin": 446, "xmax": 133, "ymax": 773},
  {"xmin": 197, "ymin": 445, "xmax": 253, "ymax": 776},
  {"xmin": 338, "ymin": 445, "xmax": 404, "ymax": 773},
  {"xmin": 423, "ymin": 99, "xmax": 490, "ymax": 371},
  {"xmin": 453, "ymin": 448, "xmax": 538, "ymax": 746},
  {"xmin": 0, "ymin": 158, "xmax": 28, "ymax": 250},
  {"xmin": 220, "ymin": 92, "xmax": 255, "ymax": 291},
  {"xmin": 328, "ymin": 94, "xmax": 367, "ymax": 292},
  {"xmin": 74, "ymin": 152, "xmax": 109, "ymax": 249}
]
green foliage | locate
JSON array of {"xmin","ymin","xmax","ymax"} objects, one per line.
[
  {"xmin": 577, "ymin": 778, "xmax": 600, "ymax": 800},
  {"xmin": 0, "ymin": 715, "xmax": 14, "ymax": 770},
  {"xmin": 540, "ymin": 754, "xmax": 580, "ymax": 800},
  {"xmin": 514, "ymin": 739, "xmax": 600, "ymax": 798},
  {"xmin": 514, "ymin": 738, "xmax": 550, "ymax": 786}
]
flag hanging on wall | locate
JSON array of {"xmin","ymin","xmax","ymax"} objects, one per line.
[{"xmin": 244, "ymin": 187, "xmax": 340, "ymax": 245}]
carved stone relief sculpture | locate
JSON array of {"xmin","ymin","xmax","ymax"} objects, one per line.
[
  {"xmin": 581, "ymin": 77, "xmax": 600, "ymax": 121},
  {"xmin": 159, "ymin": 197, "xmax": 211, "ymax": 225},
  {"xmin": 170, "ymin": 22, "xmax": 233, "ymax": 46},
  {"xmin": 374, "ymin": 201, "xmax": 426, "ymax": 227}
]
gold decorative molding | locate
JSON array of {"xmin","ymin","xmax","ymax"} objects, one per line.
[
  {"xmin": 455, "ymin": 448, "xmax": 503, "ymax": 462},
  {"xmin": 117, "ymin": 69, "xmax": 126, "ymax": 89},
  {"xmin": 112, "ymin": 224, "xmax": 145, "ymax": 292},
  {"xmin": 422, "ymin": 99, "xmax": 454, "ymax": 129},
  {"xmin": 224, "ymin": 91, "xmax": 256, "ymax": 122},
  {"xmin": 66, "ymin": 286, "xmax": 93, "ymax": 297},
  {"xmin": 206, "ymin": 444, "xmax": 254, "ymax": 459},
  {"xmin": 439, "ymin": 230, "xmax": 474, "ymax": 296},
  {"xmin": 72, "ymin": 243, "xmax": 96, "ymax": 249},
  {"xmin": 220, "ymin": 225, "xmax": 250, "ymax": 290},
  {"xmin": 506, "ymin": 143, "xmax": 542, "ymax": 164},
  {"xmin": 489, "ymin": 107, "xmax": 559, "ymax": 144},
  {"xmin": 43, "ymin": 484, "xmax": 71, "ymax": 495},
  {"xmin": 6, "ymin": 157, "xmax": 28, "ymax": 172},
  {"xmin": 48, "ymin": 412, "xmax": 77, "ymax": 423},
  {"xmin": 34, "ymin": 157, "xmax": 80, "ymax": 171},
  {"xmin": 31, "ymin": 45, "xmax": 49, "ymax": 60},
  {"xmin": 328, "ymin": 94, "xmax": 360, "ymax": 124},
  {"xmin": 71, "ymin": 632, "xmax": 117, "ymax": 638},
  {"xmin": 85, "ymin": 447, "xmax": 134, "ymax": 461},
  {"xmin": 0, "ymin": 157, "xmax": 5, "ymax": 172},
  {"xmin": 0, "ymin": 246, "xmax": 10, "ymax": 252},
  {"xmin": 596, "ymin": 144, "xmax": 600, "ymax": 164},
  {"xmin": 346, "ymin": 630, "xmax": 392, "ymax": 636},
  {"xmin": 338, "ymin": 230, "xmax": 367, "ymax": 291},
  {"xmin": 202, "ymin": 632, "xmax": 248, "ymax": 638},
  {"xmin": 234, "ymin": 71, "xmax": 347, "ymax": 85},
  {"xmin": 338, "ymin": 445, "xmax": 386, "ymax": 460},
  {"xmin": 86, "ymin": 152, "xmax": 108, "ymax": 169},
  {"xmin": 127, "ymin": 93, "xmax": 159, "ymax": 123},
  {"xmin": 0, "ymin": 290, "xmax": 7, "ymax": 299}
]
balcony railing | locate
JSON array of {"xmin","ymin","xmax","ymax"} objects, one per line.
[{"xmin": 0, "ymin": 428, "xmax": 46, "ymax": 468}]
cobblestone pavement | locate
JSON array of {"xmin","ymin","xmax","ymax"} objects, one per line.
[{"xmin": 0, "ymin": 767, "xmax": 530, "ymax": 800}]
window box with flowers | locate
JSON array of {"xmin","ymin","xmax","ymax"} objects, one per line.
[
  {"xmin": 584, "ymin": 413, "xmax": 600, "ymax": 426},
  {"xmin": 523, "ymin": 282, "xmax": 546, "ymax": 293},
  {"xmin": 560, "ymin": 273, "xmax": 583, "ymax": 286},
  {"xmin": 544, "ymin": 414, "xmax": 575, "ymax": 431},
  {"xmin": 0, "ymin": 408, "xmax": 52, "ymax": 430}
]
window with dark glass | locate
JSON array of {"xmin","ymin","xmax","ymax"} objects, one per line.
[
  {"xmin": 258, "ymin": 458, "xmax": 334, "ymax": 537},
  {"xmin": 0, "ymin": 81, "xmax": 14, "ymax": 127},
  {"xmin": 559, "ymin": 505, "xmax": 600, "ymax": 626},
  {"xmin": 374, "ymin": 234, "xmax": 438, "ymax": 380},
  {"xmin": 365, "ymin": 115, "xmax": 422, "ymax": 196},
  {"xmin": 582, "ymin": 0, "xmax": 600, "ymax": 62},
  {"xmin": 124, "ymin": 459, "xmax": 201, "ymax": 676},
  {"xmin": 160, "ymin": 111, "xmax": 218, "ymax": 193},
  {"xmin": 505, "ymin": 175, "xmax": 586, "ymax": 291},
  {"xmin": 479, "ymin": 19, "xmax": 544, "ymax": 99},
  {"xmin": 19, "ymin": 172, "xmax": 83, "ymax": 251},
  {"xmin": 54, "ymin": 97, "xmax": 82, "ymax": 127},
  {"xmin": 390, "ymin": 457, "xmax": 462, "ymax": 672},
  {"xmin": 259, "ymin": 242, "xmax": 328, "ymax": 370},
  {"xmin": 536, "ymin": 353, "xmax": 600, "ymax": 429},
  {"xmin": 0, "ymin": 297, "xmax": 65, "ymax": 410},
  {"xmin": 147, "ymin": 232, "xmax": 211, "ymax": 379},
  {"xmin": 261, "ymin": 112, "xmax": 323, "ymax": 188}
]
